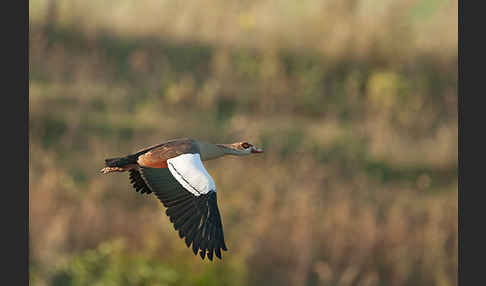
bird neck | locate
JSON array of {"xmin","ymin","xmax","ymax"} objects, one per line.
[{"xmin": 199, "ymin": 142, "xmax": 231, "ymax": 161}]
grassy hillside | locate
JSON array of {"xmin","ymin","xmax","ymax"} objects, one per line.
[{"xmin": 29, "ymin": 1, "xmax": 457, "ymax": 285}]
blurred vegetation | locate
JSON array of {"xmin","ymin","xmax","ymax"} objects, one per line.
[{"xmin": 29, "ymin": 0, "xmax": 457, "ymax": 285}]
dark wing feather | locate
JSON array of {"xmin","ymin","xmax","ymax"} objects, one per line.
[
  {"xmin": 129, "ymin": 169, "xmax": 152, "ymax": 194},
  {"xmin": 139, "ymin": 167, "xmax": 227, "ymax": 261}
]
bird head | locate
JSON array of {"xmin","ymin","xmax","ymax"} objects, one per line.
[{"xmin": 217, "ymin": 141, "xmax": 264, "ymax": 156}]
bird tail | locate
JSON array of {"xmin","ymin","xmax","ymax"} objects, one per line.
[
  {"xmin": 100, "ymin": 155, "xmax": 137, "ymax": 174},
  {"xmin": 104, "ymin": 156, "xmax": 137, "ymax": 167}
]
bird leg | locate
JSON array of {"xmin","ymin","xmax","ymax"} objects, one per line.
[
  {"xmin": 100, "ymin": 167, "xmax": 125, "ymax": 174},
  {"xmin": 100, "ymin": 164, "xmax": 139, "ymax": 174}
]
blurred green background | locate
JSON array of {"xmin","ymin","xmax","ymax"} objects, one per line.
[{"xmin": 29, "ymin": 0, "xmax": 457, "ymax": 285}]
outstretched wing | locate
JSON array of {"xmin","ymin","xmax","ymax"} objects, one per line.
[{"xmin": 136, "ymin": 153, "xmax": 227, "ymax": 260}]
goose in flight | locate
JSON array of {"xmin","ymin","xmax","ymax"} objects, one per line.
[{"xmin": 100, "ymin": 138, "xmax": 264, "ymax": 261}]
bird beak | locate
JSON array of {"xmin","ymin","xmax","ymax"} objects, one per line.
[{"xmin": 251, "ymin": 146, "xmax": 264, "ymax": 153}]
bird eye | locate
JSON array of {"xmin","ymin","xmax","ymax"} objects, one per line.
[{"xmin": 241, "ymin": 142, "xmax": 250, "ymax": 149}]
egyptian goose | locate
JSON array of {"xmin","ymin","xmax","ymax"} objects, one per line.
[{"xmin": 100, "ymin": 138, "xmax": 264, "ymax": 261}]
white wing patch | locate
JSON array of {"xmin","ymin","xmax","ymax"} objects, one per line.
[{"xmin": 167, "ymin": 153, "xmax": 216, "ymax": 196}]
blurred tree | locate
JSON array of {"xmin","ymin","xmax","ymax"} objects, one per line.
[{"xmin": 46, "ymin": 0, "xmax": 58, "ymax": 27}]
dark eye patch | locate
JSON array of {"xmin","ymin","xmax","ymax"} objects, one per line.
[{"xmin": 241, "ymin": 142, "xmax": 251, "ymax": 148}]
